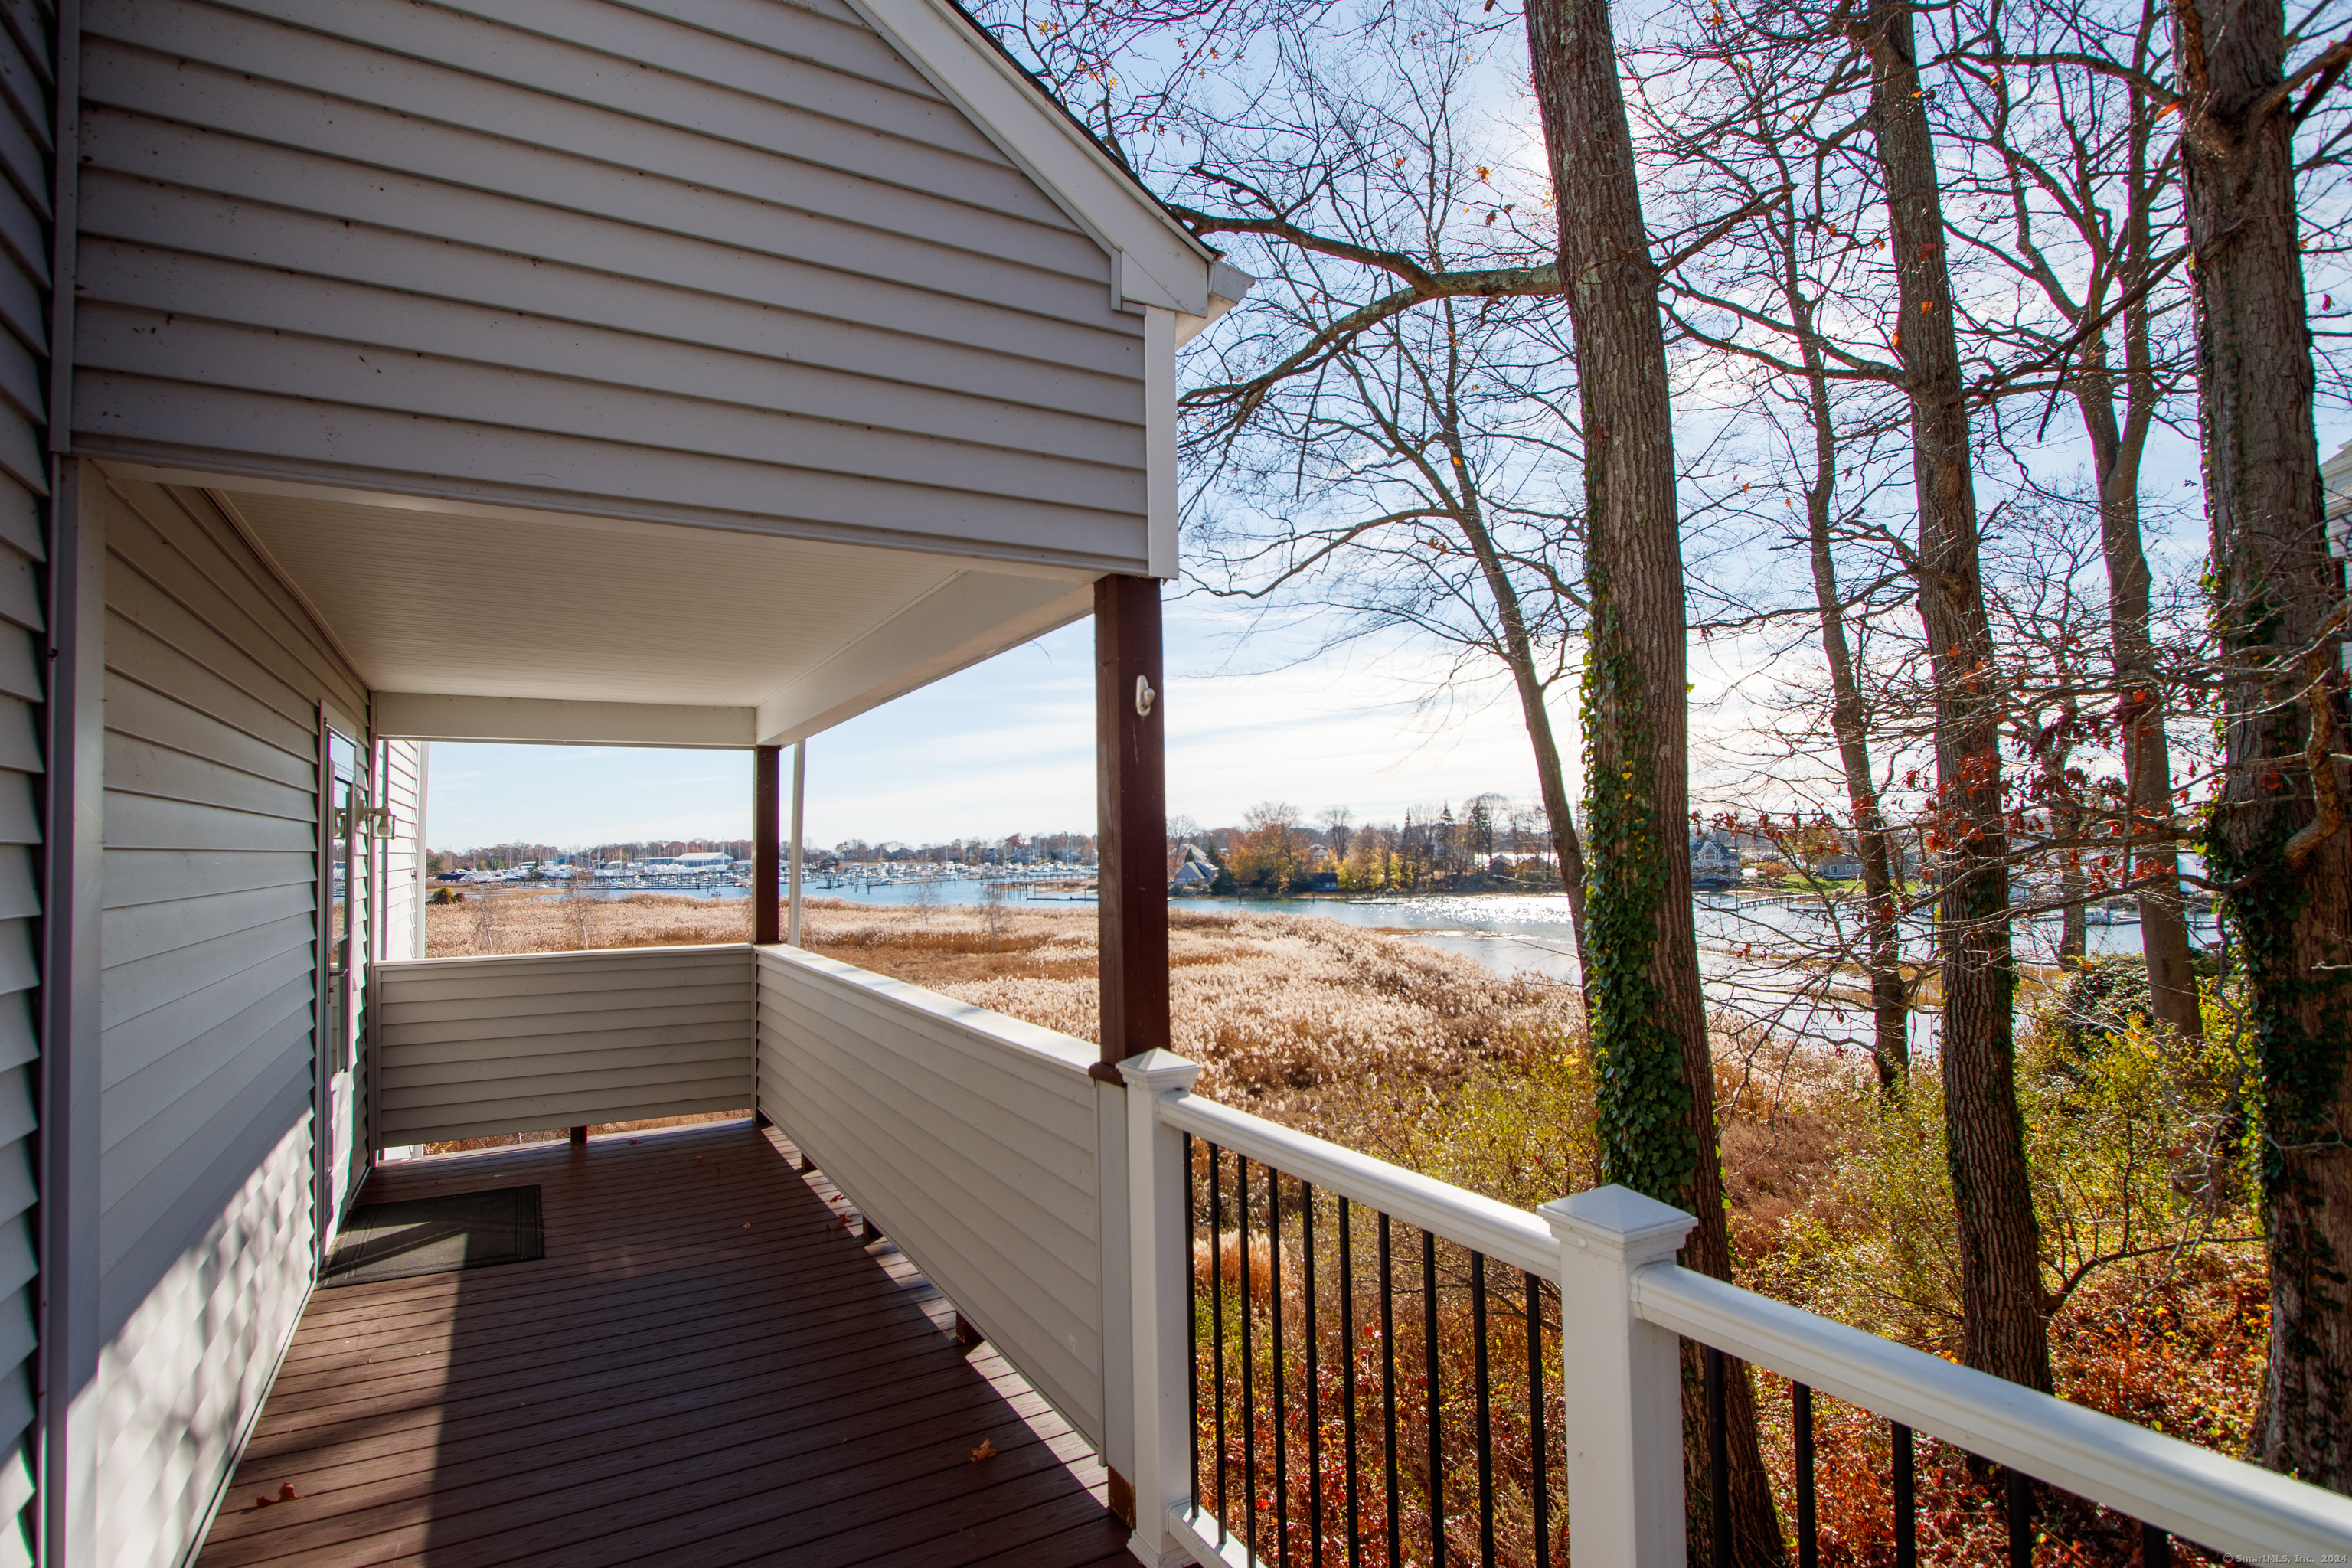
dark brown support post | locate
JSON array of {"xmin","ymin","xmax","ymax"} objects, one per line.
[
  {"xmin": 753, "ymin": 743, "xmax": 782, "ymax": 946},
  {"xmin": 569, "ymin": 1125, "xmax": 587, "ymax": 1148},
  {"xmin": 1093, "ymin": 575, "xmax": 1168, "ymax": 1080}
]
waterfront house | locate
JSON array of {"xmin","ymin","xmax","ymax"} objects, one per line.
[
  {"xmin": 5, "ymin": 5, "xmax": 2349, "ymax": 1568},
  {"xmin": 14, "ymin": 2, "xmax": 1237, "ymax": 1563}
]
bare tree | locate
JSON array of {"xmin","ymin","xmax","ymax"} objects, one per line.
[
  {"xmin": 2172, "ymin": 0, "xmax": 2352, "ymax": 1485},
  {"xmin": 1178, "ymin": 13, "xmax": 1594, "ymax": 952},
  {"xmin": 567, "ymin": 868, "xmax": 596, "ymax": 950},
  {"xmin": 1844, "ymin": 0, "xmax": 2055, "ymax": 1396},
  {"xmin": 1523, "ymin": 0, "xmax": 1785, "ymax": 1552},
  {"xmin": 1642, "ymin": 25, "xmax": 1922, "ymax": 1087},
  {"xmin": 1937, "ymin": 0, "xmax": 2207, "ymax": 1045}
]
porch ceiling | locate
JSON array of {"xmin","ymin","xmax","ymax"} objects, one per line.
[{"xmin": 120, "ymin": 466, "xmax": 1098, "ymax": 745}]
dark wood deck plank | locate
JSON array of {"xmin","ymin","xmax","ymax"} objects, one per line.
[{"xmin": 195, "ymin": 1121, "xmax": 1139, "ymax": 1568}]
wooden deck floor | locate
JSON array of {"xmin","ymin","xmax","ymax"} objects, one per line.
[{"xmin": 196, "ymin": 1119, "xmax": 1140, "ymax": 1568}]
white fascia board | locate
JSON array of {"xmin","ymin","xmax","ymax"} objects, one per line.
[
  {"xmin": 756, "ymin": 572, "xmax": 1094, "ymax": 744},
  {"xmin": 374, "ymin": 692, "xmax": 756, "ymax": 748},
  {"xmin": 847, "ymin": 0, "xmax": 1222, "ymax": 316},
  {"xmin": 1143, "ymin": 306, "xmax": 1178, "ymax": 580},
  {"xmin": 1178, "ymin": 262, "xmax": 1257, "ymax": 346}
]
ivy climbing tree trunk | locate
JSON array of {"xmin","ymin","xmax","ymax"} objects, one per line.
[
  {"xmin": 1847, "ymin": 0, "xmax": 2053, "ymax": 1393},
  {"xmin": 2174, "ymin": 0, "xmax": 2352, "ymax": 1488},
  {"xmin": 1524, "ymin": 0, "xmax": 1782, "ymax": 1559}
]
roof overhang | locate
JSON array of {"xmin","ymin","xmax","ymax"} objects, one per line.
[
  {"xmin": 850, "ymin": 0, "xmax": 1251, "ymax": 335},
  {"xmin": 109, "ymin": 464, "xmax": 1099, "ymax": 749}
]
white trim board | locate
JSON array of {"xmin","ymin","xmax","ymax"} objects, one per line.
[{"xmin": 372, "ymin": 693, "xmax": 757, "ymax": 747}]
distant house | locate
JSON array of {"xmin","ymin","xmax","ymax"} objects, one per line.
[
  {"xmin": 1691, "ymin": 834, "xmax": 1743, "ymax": 889},
  {"xmin": 1171, "ymin": 841, "xmax": 1220, "ymax": 894},
  {"xmin": 2321, "ymin": 439, "xmax": 2352, "ymax": 673}
]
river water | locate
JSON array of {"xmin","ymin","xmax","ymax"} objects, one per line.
[{"xmin": 806, "ymin": 875, "xmax": 2221, "ymax": 1054}]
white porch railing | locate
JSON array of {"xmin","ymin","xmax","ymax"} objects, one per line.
[
  {"xmin": 1118, "ymin": 1048, "xmax": 2352, "ymax": 1568},
  {"xmin": 753, "ymin": 943, "xmax": 1131, "ymax": 1475},
  {"xmin": 364, "ymin": 946, "xmax": 2352, "ymax": 1567},
  {"xmin": 369, "ymin": 944, "xmax": 757, "ymax": 1147}
]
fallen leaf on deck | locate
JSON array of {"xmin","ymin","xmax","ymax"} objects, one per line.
[
  {"xmin": 277, "ymin": 1483, "xmax": 298, "ymax": 1502},
  {"xmin": 970, "ymin": 1439, "xmax": 995, "ymax": 1462}
]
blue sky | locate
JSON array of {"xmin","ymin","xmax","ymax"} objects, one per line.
[{"xmin": 423, "ymin": 597, "xmax": 1556, "ymax": 851}]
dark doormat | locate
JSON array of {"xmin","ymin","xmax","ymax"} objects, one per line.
[{"xmin": 322, "ymin": 1184, "xmax": 544, "ymax": 1288}]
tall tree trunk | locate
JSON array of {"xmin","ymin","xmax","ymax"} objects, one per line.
[
  {"xmin": 2075, "ymin": 332, "xmax": 2203, "ymax": 1042},
  {"xmin": 1524, "ymin": 1, "xmax": 1782, "ymax": 1559},
  {"xmin": 1788, "ymin": 263, "xmax": 1911, "ymax": 1086},
  {"xmin": 1804, "ymin": 482, "xmax": 1913, "ymax": 1086},
  {"xmin": 2175, "ymin": 0, "xmax": 2352, "ymax": 1487},
  {"xmin": 1849, "ymin": 0, "xmax": 2053, "ymax": 1393}
]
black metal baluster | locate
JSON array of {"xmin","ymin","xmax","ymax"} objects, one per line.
[
  {"xmin": 1212, "ymin": 1144, "xmax": 1227, "ymax": 1542},
  {"xmin": 1272, "ymin": 1167, "xmax": 1289, "ymax": 1564},
  {"xmin": 1706, "ymin": 1347, "xmax": 1730, "ymax": 1568},
  {"xmin": 1382, "ymin": 1214, "xmax": 1400, "ymax": 1568},
  {"xmin": 2005, "ymin": 1467, "xmax": 2033, "ymax": 1567},
  {"xmin": 1186, "ymin": 1133, "xmax": 1199, "ymax": 1512},
  {"xmin": 1525, "ymin": 1272, "xmax": 1548, "ymax": 1568},
  {"xmin": 1425, "ymin": 1229, "xmax": 1444, "ymax": 1568},
  {"xmin": 1471, "ymin": 1253, "xmax": 1492, "ymax": 1568},
  {"xmin": 1243, "ymin": 1158, "xmax": 1258, "ymax": 1561},
  {"xmin": 1893, "ymin": 1423, "xmax": 1916, "ymax": 1568},
  {"xmin": 1341, "ymin": 1200, "xmax": 1361, "ymax": 1568},
  {"xmin": 2141, "ymin": 1523, "xmax": 2171, "ymax": 1566},
  {"xmin": 1794, "ymin": 1383, "xmax": 1817, "ymax": 1568},
  {"xmin": 1304, "ymin": 1183, "xmax": 1322, "ymax": 1568}
]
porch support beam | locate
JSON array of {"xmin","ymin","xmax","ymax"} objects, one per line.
[
  {"xmin": 789, "ymin": 741, "xmax": 807, "ymax": 947},
  {"xmin": 754, "ymin": 744, "xmax": 782, "ymax": 945},
  {"xmin": 1093, "ymin": 575, "xmax": 1167, "ymax": 1076},
  {"xmin": 374, "ymin": 692, "xmax": 756, "ymax": 748}
]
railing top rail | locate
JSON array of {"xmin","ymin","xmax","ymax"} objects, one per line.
[
  {"xmin": 375, "ymin": 941, "xmax": 756, "ymax": 973},
  {"xmin": 1157, "ymin": 1089, "xmax": 1556, "ymax": 1278},
  {"xmin": 756, "ymin": 941, "xmax": 1099, "ymax": 1079},
  {"xmin": 1635, "ymin": 1262, "xmax": 2352, "ymax": 1565}
]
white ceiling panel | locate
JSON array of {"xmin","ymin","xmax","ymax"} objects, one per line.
[{"xmin": 191, "ymin": 482, "xmax": 1096, "ymax": 738}]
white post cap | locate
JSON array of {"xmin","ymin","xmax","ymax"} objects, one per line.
[
  {"xmin": 1117, "ymin": 1049, "xmax": 1202, "ymax": 1093},
  {"xmin": 1540, "ymin": 1184, "xmax": 1697, "ymax": 1266}
]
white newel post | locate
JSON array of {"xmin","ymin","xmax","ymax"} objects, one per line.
[
  {"xmin": 1122, "ymin": 1048, "xmax": 1203, "ymax": 1566},
  {"xmin": 1540, "ymin": 1184, "xmax": 1699, "ymax": 1568}
]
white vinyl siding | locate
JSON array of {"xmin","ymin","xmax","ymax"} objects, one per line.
[
  {"xmin": 372, "ymin": 944, "xmax": 757, "ymax": 1147},
  {"xmin": 0, "ymin": 488, "xmax": 39, "ymax": 1568},
  {"xmin": 0, "ymin": 0, "xmax": 46, "ymax": 1551},
  {"xmin": 377, "ymin": 739, "xmax": 423, "ymax": 966},
  {"xmin": 70, "ymin": 0, "xmax": 1155, "ymax": 571},
  {"xmin": 96, "ymin": 473, "xmax": 363, "ymax": 1568}
]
